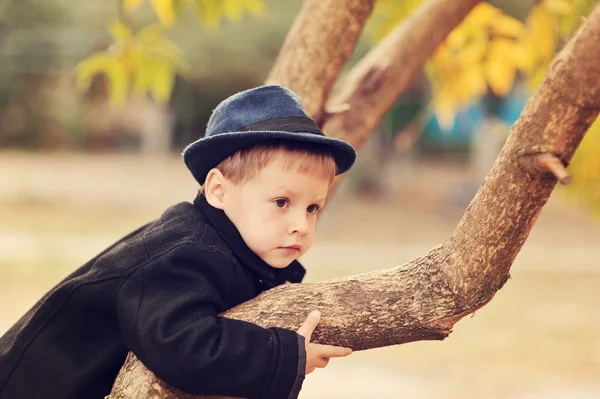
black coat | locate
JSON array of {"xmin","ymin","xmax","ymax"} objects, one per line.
[{"xmin": 0, "ymin": 194, "xmax": 307, "ymax": 399}]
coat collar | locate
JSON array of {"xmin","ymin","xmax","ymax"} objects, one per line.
[{"xmin": 194, "ymin": 193, "xmax": 306, "ymax": 288}]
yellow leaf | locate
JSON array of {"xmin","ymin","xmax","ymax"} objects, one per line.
[
  {"xmin": 105, "ymin": 57, "xmax": 130, "ymax": 105},
  {"xmin": 222, "ymin": 0, "xmax": 243, "ymax": 22},
  {"xmin": 491, "ymin": 13, "xmax": 525, "ymax": 38},
  {"xmin": 464, "ymin": 3, "xmax": 501, "ymax": 27},
  {"xmin": 137, "ymin": 24, "xmax": 165, "ymax": 45},
  {"xmin": 196, "ymin": 0, "xmax": 221, "ymax": 30},
  {"xmin": 432, "ymin": 87, "xmax": 456, "ymax": 130},
  {"xmin": 485, "ymin": 40, "xmax": 517, "ymax": 96},
  {"xmin": 123, "ymin": 0, "xmax": 146, "ymax": 14},
  {"xmin": 75, "ymin": 53, "xmax": 114, "ymax": 92},
  {"xmin": 433, "ymin": 42, "xmax": 452, "ymax": 66},
  {"xmin": 75, "ymin": 52, "xmax": 129, "ymax": 105},
  {"xmin": 526, "ymin": 4, "xmax": 557, "ymax": 62},
  {"xmin": 107, "ymin": 20, "xmax": 133, "ymax": 45},
  {"xmin": 512, "ymin": 41, "xmax": 536, "ymax": 74},
  {"xmin": 131, "ymin": 50, "xmax": 150, "ymax": 96},
  {"xmin": 546, "ymin": 0, "xmax": 572, "ymax": 15},
  {"xmin": 457, "ymin": 33, "xmax": 487, "ymax": 65},
  {"xmin": 149, "ymin": 0, "xmax": 177, "ymax": 26},
  {"xmin": 243, "ymin": 0, "xmax": 266, "ymax": 16},
  {"xmin": 446, "ymin": 24, "xmax": 473, "ymax": 50},
  {"xmin": 458, "ymin": 63, "xmax": 487, "ymax": 100},
  {"xmin": 148, "ymin": 58, "xmax": 175, "ymax": 103}
]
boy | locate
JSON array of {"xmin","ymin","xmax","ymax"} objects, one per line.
[{"xmin": 0, "ymin": 85, "xmax": 356, "ymax": 399}]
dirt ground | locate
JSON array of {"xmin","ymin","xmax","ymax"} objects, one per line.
[{"xmin": 1, "ymin": 151, "xmax": 599, "ymax": 398}]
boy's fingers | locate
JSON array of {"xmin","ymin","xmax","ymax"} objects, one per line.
[
  {"xmin": 296, "ymin": 310, "xmax": 321, "ymax": 340},
  {"xmin": 313, "ymin": 344, "xmax": 353, "ymax": 358},
  {"xmin": 315, "ymin": 357, "xmax": 330, "ymax": 369}
]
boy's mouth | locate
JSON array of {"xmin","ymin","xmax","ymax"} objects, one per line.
[
  {"xmin": 279, "ymin": 245, "xmax": 301, "ymax": 253},
  {"xmin": 281, "ymin": 244, "xmax": 300, "ymax": 250}
]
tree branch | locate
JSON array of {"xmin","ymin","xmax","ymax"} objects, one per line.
[
  {"xmin": 322, "ymin": 0, "xmax": 482, "ymax": 150},
  {"xmin": 265, "ymin": 0, "xmax": 376, "ymax": 122}
]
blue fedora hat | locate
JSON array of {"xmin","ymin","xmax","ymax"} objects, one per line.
[{"xmin": 182, "ymin": 85, "xmax": 357, "ymax": 185}]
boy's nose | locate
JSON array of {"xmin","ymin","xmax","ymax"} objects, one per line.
[{"xmin": 289, "ymin": 214, "xmax": 309, "ymax": 235}]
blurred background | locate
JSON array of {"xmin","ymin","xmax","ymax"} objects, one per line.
[{"xmin": 1, "ymin": 0, "xmax": 599, "ymax": 398}]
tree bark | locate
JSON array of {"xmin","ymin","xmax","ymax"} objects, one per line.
[
  {"xmin": 265, "ymin": 0, "xmax": 376, "ymax": 122},
  {"xmin": 108, "ymin": 2, "xmax": 600, "ymax": 399}
]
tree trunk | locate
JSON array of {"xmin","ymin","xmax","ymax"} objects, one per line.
[
  {"xmin": 265, "ymin": 0, "xmax": 377, "ymax": 122},
  {"xmin": 108, "ymin": 2, "xmax": 600, "ymax": 399}
]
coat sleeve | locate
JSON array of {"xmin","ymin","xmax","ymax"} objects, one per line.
[{"xmin": 116, "ymin": 244, "xmax": 306, "ymax": 399}]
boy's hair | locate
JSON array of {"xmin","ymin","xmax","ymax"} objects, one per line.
[{"xmin": 204, "ymin": 140, "xmax": 337, "ymax": 188}]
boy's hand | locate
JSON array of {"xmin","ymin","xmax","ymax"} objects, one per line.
[{"xmin": 296, "ymin": 310, "xmax": 353, "ymax": 375}]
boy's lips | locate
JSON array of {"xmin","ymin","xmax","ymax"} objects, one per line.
[
  {"xmin": 279, "ymin": 245, "xmax": 301, "ymax": 254},
  {"xmin": 281, "ymin": 244, "xmax": 301, "ymax": 250}
]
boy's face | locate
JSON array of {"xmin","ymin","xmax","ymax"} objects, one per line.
[{"xmin": 217, "ymin": 154, "xmax": 331, "ymax": 269}]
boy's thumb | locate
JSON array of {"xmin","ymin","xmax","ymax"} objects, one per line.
[{"xmin": 296, "ymin": 310, "xmax": 321, "ymax": 340}]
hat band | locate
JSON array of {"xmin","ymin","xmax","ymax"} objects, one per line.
[{"xmin": 238, "ymin": 117, "xmax": 324, "ymax": 136}]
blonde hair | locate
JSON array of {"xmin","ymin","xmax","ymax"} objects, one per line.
[{"xmin": 208, "ymin": 141, "xmax": 337, "ymax": 187}]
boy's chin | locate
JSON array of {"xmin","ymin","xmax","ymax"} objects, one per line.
[
  {"xmin": 265, "ymin": 260, "xmax": 294, "ymax": 269},
  {"xmin": 262, "ymin": 255, "xmax": 296, "ymax": 269},
  {"xmin": 260, "ymin": 247, "xmax": 306, "ymax": 269}
]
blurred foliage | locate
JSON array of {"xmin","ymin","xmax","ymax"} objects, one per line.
[
  {"xmin": 0, "ymin": 0, "xmax": 75, "ymax": 148},
  {"xmin": 0, "ymin": 0, "xmax": 298, "ymax": 150},
  {"xmin": 366, "ymin": 0, "xmax": 599, "ymax": 214},
  {"xmin": 367, "ymin": 0, "xmax": 590, "ymax": 128},
  {"xmin": 76, "ymin": 21, "xmax": 186, "ymax": 105},
  {"xmin": 76, "ymin": 0, "xmax": 266, "ymax": 105}
]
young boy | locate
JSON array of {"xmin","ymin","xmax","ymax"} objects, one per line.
[{"xmin": 0, "ymin": 85, "xmax": 356, "ymax": 399}]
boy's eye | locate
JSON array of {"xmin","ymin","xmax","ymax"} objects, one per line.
[
  {"xmin": 307, "ymin": 204, "xmax": 320, "ymax": 214},
  {"xmin": 274, "ymin": 199, "xmax": 289, "ymax": 209}
]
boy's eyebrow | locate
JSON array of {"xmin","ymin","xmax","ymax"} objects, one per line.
[{"xmin": 273, "ymin": 185, "xmax": 295, "ymax": 196}]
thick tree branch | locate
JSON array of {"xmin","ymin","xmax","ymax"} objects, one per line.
[
  {"xmin": 265, "ymin": 0, "xmax": 376, "ymax": 122},
  {"xmin": 108, "ymin": 3, "xmax": 600, "ymax": 399},
  {"xmin": 322, "ymin": 0, "xmax": 482, "ymax": 150}
]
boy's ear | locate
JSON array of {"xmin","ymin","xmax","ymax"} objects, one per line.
[{"xmin": 204, "ymin": 168, "xmax": 228, "ymax": 210}]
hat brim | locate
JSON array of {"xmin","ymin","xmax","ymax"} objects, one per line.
[{"xmin": 183, "ymin": 130, "xmax": 357, "ymax": 185}]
